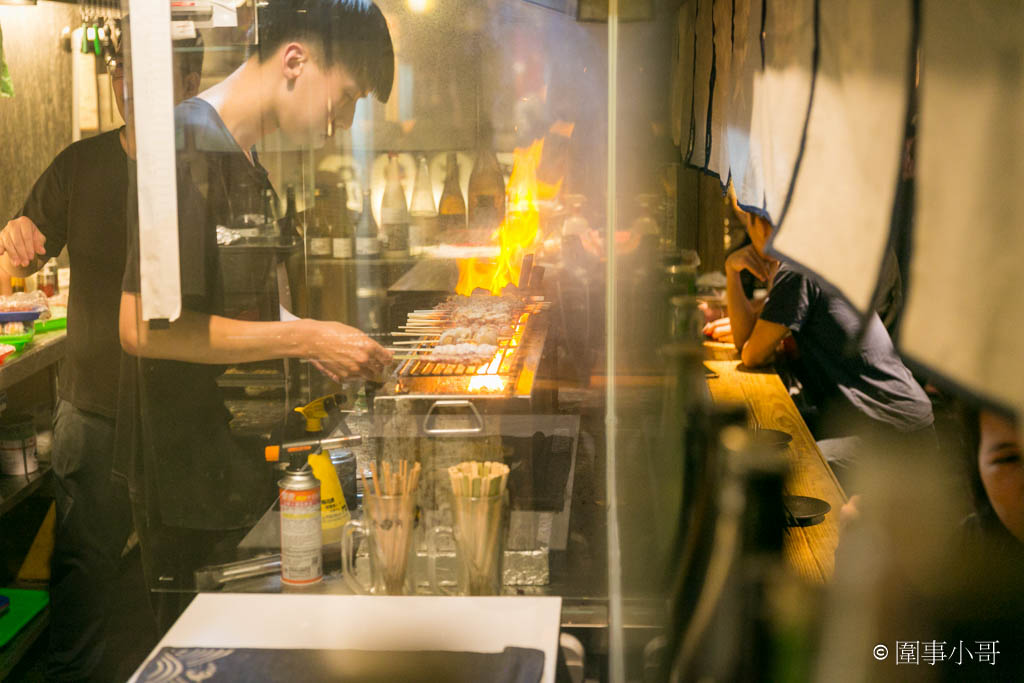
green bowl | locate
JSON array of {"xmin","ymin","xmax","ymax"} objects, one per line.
[{"xmin": 0, "ymin": 330, "xmax": 35, "ymax": 351}]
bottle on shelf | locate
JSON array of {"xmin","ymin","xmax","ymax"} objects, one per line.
[
  {"xmin": 438, "ymin": 152, "xmax": 467, "ymax": 234},
  {"xmin": 307, "ymin": 188, "xmax": 333, "ymax": 258},
  {"xmin": 280, "ymin": 184, "xmax": 299, "ymax": 246},
  {"xmin": 331, "ymin": 181, "xmax": 354, "ymax": 259},
  {"xmin": 380, "ymin": 153, "xmax": 410, "ymax": 258},
  {"xmin": 468, "ymin": 134, "xmax": 505, "ymax": 233},
  {"xmin": 409, "ymin": 155, "xmax": 437, "ymax": 256},
  {"xmin": 355, "ymin": 186, "xmax": 385, "ymax": 333},
  {"xmin": 262, "ymin": 187, "xmax": 279, "ymax": 241},
  {"xmin": 355, "ymin": 188, "xmax": 381, "ymax": 258}
]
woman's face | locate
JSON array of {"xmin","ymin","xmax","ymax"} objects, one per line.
[{"xmin": 978, "ymin": 410, "xmax": 1024, "ymax": 543}]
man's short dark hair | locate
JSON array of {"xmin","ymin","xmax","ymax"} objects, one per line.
[{"xmin": 257, "ymin": 0, "xmax": 394, "ymax": 103}]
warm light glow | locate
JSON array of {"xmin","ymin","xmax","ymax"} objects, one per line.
[
  {"xmin": 468, "ymin": 374, "xmax": 506, "ymax": 392},
  {"xmin": 456, "ymin": 140, "xmax": 546, "ymax": 295},
  {"xmin": 407, "ymin": 0, "xmax": 432, "ymax": 13},
  {"xmin": 462, "ymin": 313, "xmax": 530, "ymax": 393}
]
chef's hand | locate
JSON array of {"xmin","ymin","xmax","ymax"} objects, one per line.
[
  {"xmin": 0, "ymin": 216, "xmax": 47, "ymax": 269},
  {"xmin": 703, "ymin": 316, "xmax": 734, "ymax": 343},
  {"xmin": 839, "ymin": 494, "xmax": 862, "ymax": 535},
  {"xmin": 725, "ymin": 244, "xmax": 776, "ymax": 284},
  {"xmin": 305, "ymin": 321, "xmax": 392, "ymax": 382}
]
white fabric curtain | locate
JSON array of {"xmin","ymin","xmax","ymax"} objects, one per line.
[
  {"xmin": 671, "ymin": 1, "xmax": 697, "ymax": 153},
  {"xmin": 707, "ymin": 0, "xmax": 733, "ymax": 180},
  {"xmin": 901, "ymin": 1, "xmax": 1024, "ymax": 415},
  {"xmin": 127, "ymin": 1, "xmax": 183, "ymax": 322},
  {"xmin": 770, "ymin": 0, "xmax": 912, "ymax": 314},
  {"xmin": 726, "ymin": 0, "xmax": 764, "ymax": 210},
  {"xmin": 688, "ymin": 0, "xmax": 714, "ymax": 169},
  {"xmin": 756, "ymin": 0, "xmax": 815, "ymax": 224}
]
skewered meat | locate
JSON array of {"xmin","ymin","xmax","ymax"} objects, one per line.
[
  {"xmin": 425, "ymin": 343, "xmax": 499, "ymax": 366},
  {"xmin": 436, "ymin": 295, "xmax": 523, "ymax": 326},
  {"xmin": 438, "ymin": 324, "xmax": 502, "ymax": 347}
]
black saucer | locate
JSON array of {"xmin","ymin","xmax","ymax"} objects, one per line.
[{"xmin": 783, "ymin": 495, "xmax": 831, "ymax": 527}]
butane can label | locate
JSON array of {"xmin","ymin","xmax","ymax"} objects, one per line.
[{"xmin": 280, "ymin": 486, "xmax": 323, "ymax": 585}]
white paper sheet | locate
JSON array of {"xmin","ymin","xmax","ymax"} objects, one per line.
[
  {"xmin": 771, "ymin": 0, "xmax": 912, "ymax": 314},
  {"xmin": 756, "ymin": 0, "xmax": 815, "ymax": 223},
  {"xmin": 129, "ymin": 594, "xmax": 563, "ymax": 683},
  {"xmin": 726, "ymin": 0, "xmax": 764, "ymax": 209},
  {"xmin": 707, "ymin": 0, "xmax": 733, "ymax": 180},
  {"xmin": 670, "ymin": 1, "xmax": 697, "ymax": 151},
  {"xmin": 689, "ymin": 0, "xmax": 714, "ymax": 169},
  {"xmin": 901, "ymin": 1, "xmax": 1024, "ymax": 416}
]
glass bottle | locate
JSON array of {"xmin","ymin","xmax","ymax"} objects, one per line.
[
  {"xmin": 262, "ymin": 187, "xmax": 278, "ymax": 242},
  {"xmin": 308, "ymin": 188, "xmax": 333, "ymax": 257},
  {"xmin": 468, "ymin": 136, "xmax": 505, "ymax": 233},
  {"xmin": 380, "ymin": 153, "xmax": 410, "ymax": 258},
  {"xmin": 437, "ymin": 152, "xmax": 466, "ymax": 233},
  {"xmin": 280, "ymin": 184, "xmax": 299, "ymax": 246},
  {"xmin": 409, "ymin": 155, "xmax": 437, "ymax": 256},
  {"xmin": 331, "ymin": 182, "xmax": 353, "ymax": 259},
  {"xmin": 355, "ymin": 189, "xmax": 381, "ymax": 258}
]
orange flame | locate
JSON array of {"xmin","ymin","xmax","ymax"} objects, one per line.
[{"xmin": 456, "ymin": 139, "xmax": 545, "ymax": 296}]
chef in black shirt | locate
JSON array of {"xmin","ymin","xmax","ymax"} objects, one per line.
[
  {"xmin": 0, "ymin": 38, "xmax": 203, "ymax": 681},
  {"xmin": 723, "ymin": 193, "xmax": 934, "ymax": 485},
  {"xmin": 115, "ymin": 0, "xmax": 394, "ymax": 627}
]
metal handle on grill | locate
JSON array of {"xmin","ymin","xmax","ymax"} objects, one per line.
[{"xmin": 422, "ymin": 400, "xmax": 485, "ymax": 435}]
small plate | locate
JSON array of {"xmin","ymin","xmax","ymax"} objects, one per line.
[
  {"xmin": 0, "ymin": 309, "xmax": 43, "ymax": 323},
  {"xmin": 0, "ymin": 344, "xmax": 16, "ymax": 364},
  {"xmin": 784, "ymin": 495, "xmax": 831, "ymax": 527}
]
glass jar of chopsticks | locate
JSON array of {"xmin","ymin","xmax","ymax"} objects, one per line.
[
  {"xmin": 342, "ymin": 461, "xmax": 422, "ymax": 595},
  {"xmin": 426, "ymin": 461, "xmax": 510, "ymax": 596}
]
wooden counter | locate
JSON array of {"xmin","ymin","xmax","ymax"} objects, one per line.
[{"xmin": 703, "ymin": 341, "xmax": 846, "ymax": 584}]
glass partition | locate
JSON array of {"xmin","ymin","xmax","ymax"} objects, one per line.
[{"xmin": 123, "ymin": 1, "xmax": 683, "ymax": 678}]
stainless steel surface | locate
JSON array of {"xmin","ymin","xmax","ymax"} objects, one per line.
[
  {"xmin": 0, "ymin": 330, "xmax": 65, "ymax": 392},
  {"xmin": 423, "ymin": 399, "xmax": 484, "ymax": 435}
]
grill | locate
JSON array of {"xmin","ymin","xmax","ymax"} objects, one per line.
[
  {"xmin": 386, "ymin": 301, "xmax": 551, "ymax": 406},
  {"xmin": 397, "ymin": 311, "xmax": 527, "ymax": 377},
  {"xmin": 372, "ymin": 295, "xmax": 561, "ymax": 586}
]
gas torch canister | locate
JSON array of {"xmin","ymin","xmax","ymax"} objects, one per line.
[{"xmin": 272, "ymin": 451, "xmax": 323, "ymax": 586}]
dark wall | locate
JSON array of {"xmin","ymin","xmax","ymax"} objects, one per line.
[{"xmin": 0, "ymin": 2, "xmax": 77, "ymax": 222}]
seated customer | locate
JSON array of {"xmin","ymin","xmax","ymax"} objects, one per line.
[
  {"xmin": 959, "ymin": 405, "xmax": 1024, "ymax": 557},
  {"xmin": 723, "ymin": 195, "xmax": 934, "ymax": 484}
]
